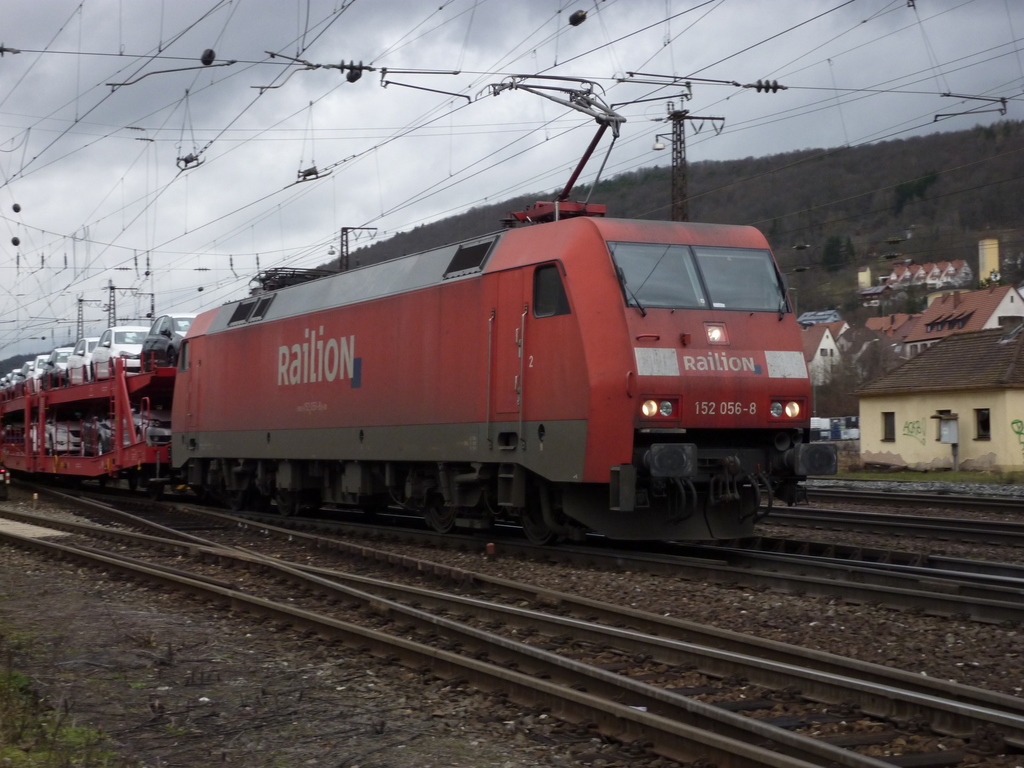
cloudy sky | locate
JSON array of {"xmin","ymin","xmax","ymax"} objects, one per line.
[{"xmin": 1, "ymin": 0, "xmax": 1022, "ymax": 358}]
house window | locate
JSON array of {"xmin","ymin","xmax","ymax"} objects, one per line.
[
  {"xmin": 882, "ymin": 412, "xmax": 895, "ymax": 442},
  {"xmin": 975, "ymin": 408, "xmax": 991, "ymax": 440},
  {"xmin": 935, "ymin": 409, "xmax": 952, "ymax": 440}
]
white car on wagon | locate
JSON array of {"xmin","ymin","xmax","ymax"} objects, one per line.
[
  {"xmin": 91, "ymin": 326, "xmax": 150, "ymax": 379},
  {"xmin": 67, "ymin": 337, "xmax": 100, "ymax": 384}
]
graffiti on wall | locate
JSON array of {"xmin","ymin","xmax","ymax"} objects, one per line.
[
  {"xmin": 902, "ymin": 420, "xmax": 925, "ymax": 445},
  {"xmin": 1013, "ymin": 420, "xmax": 1024, "ymax": 457}
]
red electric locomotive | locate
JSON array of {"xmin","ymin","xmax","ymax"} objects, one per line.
[{"xmin": 172, "ymin": 204, "xmax": 836, "ymax": 542}]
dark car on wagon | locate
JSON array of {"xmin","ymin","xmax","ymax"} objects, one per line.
[{"xmin": 141, "ymin": 314, "xmax": 196, "ymax": 371}]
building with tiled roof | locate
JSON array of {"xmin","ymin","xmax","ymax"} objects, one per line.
[
  {"xmin": 901, "ymin": 285, "xmax": 1024, "ymax": 357},
  {"xmin": 822, "ymin": 319, "xmax": 848, "ymax": 341},
  {"xmin": 858, "ymin": 284, "xmax": 891, "ymax": 307},
  {"xmin": 857, "ymin": 327, "xmax": 1024, "ymax": 471},
  {"xmin": 884, "ymin": 260, "xmax": 972, "ymax": 291},
  {"xmin": 866, "ymin": 313, "xmax": 916, "ymax": 338},
  {"xmin": 865, "ymin": 313, "xmax": 919, "ymax": 356}
]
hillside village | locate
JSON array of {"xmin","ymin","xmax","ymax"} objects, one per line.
[{"xmin": 798, "ymin": 230, "xmax": 1024, "ymax": 472}]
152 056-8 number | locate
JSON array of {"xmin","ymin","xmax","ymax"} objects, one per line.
[{"xmin": 695, "ymin": 401, "xmax": 756, "ymax": 415}]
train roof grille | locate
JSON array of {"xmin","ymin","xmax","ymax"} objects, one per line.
[
  {"xmin": 443, "ymin": 238, "xmax": 496, "ymax": 279},
  {"xmin": 227, "ymin": 293, "xmax": 277, "ymax": 326}
]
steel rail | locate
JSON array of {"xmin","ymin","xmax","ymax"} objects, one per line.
[
  {"xmin": 807, "ymin": 487, "xmax": 1024, "ymax": 514},
  {"xmin": 769, "ymin": 506, "xmax": 1024, "ymax": 545}
]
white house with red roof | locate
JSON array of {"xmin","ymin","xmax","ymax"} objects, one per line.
[
  {"xmin": 884, "ymin": 260, "xmax": 971, "ymax": 291},
  {"xmin": 801, "ymin": 324, "xmax": 839, "ymax": 384}
]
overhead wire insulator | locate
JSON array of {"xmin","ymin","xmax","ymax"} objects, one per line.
[
  {"xmin": 177, "ymin": 153, "xmax": 203, "ymax": 170},
  {"xmin": 345, "ymin": 60, "xmax": 363, "ymax": 83},
  {"xmin": 750, "ymin": 79, "xmax": 785, "ymax": 93},
  {"xmin": 201, "ymin": 49, "xmax": 216, "ymax": 66},
  {"xmin": 568, "ymin": 10, "xmax": 587, "ymax": 26}
]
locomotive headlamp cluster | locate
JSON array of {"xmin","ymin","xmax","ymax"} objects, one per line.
[
  {"xmin": 770, "ymin": 400, "xmax": 802, "ymax": 418},
  {"xmin": 642, "ymin": 399, "xmax": 675, "ymax": 418}
]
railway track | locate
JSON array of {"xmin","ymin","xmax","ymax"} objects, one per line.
[
  {"xmin": 806, "ymin": 486, "xmax": 1024, "ymax": 515},
  {"xmin": 768, "ymin": 505, "xmax": 1024, "ymax": 545},
  {"xmin": 2, "ymin": 497, "xmax": 1024, "ymax": 766},
  {"xmin": 25, "ymin": 484, "xmax": 1024, "ymax": 625}
]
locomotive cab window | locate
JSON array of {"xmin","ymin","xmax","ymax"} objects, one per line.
[
  {"xmin": 533, "ymin": 264, "xmax": 570, "ymax": 317},
  {"xmin": 691, "ymin": 246, "xmax": 786, "ymax": 311},
  {"xmin": 609, "ymin": 242, "xmax": 704, "ymax": 309},
  {"xmin": 608, "ymin": 242, "xmax": 786, "ymax": 312}
]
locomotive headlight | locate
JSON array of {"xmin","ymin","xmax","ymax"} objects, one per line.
[
  {"xmin": 771, "ymin": 400, "xmax": 802, "ymax": 418},
  {"xmin": 704, "ymin": 322, "xmax": 729, "ymax": 345},
  {"xmin": 642, "ymin": 399, "xmax": 676, "ymax": 418}
]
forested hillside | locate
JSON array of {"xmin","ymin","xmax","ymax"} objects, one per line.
[{"xmin": 336, "ymin": 120, "xmax": 1024, "ymax": 316}]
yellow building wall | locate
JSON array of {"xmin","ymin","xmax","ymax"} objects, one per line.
[
  {"xmin": 979, "ymin": 238, "xmax": 999, "ymax": 281},
  {"xmin": 859, "ymin": 389, "xmax": 1024, "ymax": 471},
  {"xmin": 858, "ymin": 267, "xmax": 872, "ymax": 289}
]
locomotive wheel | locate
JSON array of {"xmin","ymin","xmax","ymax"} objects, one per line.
[
  {"xmin": 425, "ymin": 496, "xmax": 456, "ymax": 533},
  {"xmin": 275, "ymin": 490, "xmax": 299, "ymax": 517},
  {"xmin": 227, "ymin": 481, "xmax": 269, "ymax": 512},
  {"xmin": 520, "ymin": 506, "xmax": 556, "ymax": 545},
  {"xmin": 225, "ymin": 488, "xmax": 251, "ymax": 512}
]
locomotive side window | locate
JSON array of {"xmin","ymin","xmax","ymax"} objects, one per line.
[
  {"xmin": 608, "ymin": 243, "xmax": 704, "ymax": 309},
  {"xmin": 533, "ymin": 264, "xmax": 571, "ymax": 317},
  {"xmin": 692, "ymin": 246, "xmax": 786, "ymax": 312},
  {"xmin": 178, "ymin": 340, "xmax": 190, "ymax": 371}
]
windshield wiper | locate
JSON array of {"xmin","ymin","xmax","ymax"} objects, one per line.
[{"xmin": 617, "ymin": 267, "xmax": 647, "ymax": 317}]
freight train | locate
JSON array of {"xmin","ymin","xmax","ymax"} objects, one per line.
[{"xmin": 1, "ymin": 202, "xmax": 836, "ymax": 543}]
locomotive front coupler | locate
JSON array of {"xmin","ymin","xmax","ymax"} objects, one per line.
[{"xmin": 708, "ymin": 455, "xmax": 744, "ymax": 504}]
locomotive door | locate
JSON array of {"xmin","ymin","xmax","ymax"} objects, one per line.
[{"xmin": 493, "ymin": 270, "xmax": 526, "ymax": 420}]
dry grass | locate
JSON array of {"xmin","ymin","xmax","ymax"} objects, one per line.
[{"xmin": 0, "ymin": 645, "xmax": 122, "ymax": 767}]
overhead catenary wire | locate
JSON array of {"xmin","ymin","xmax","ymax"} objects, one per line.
[{"xmin": 2, "ymin": 1, "xmax": 1023, "ymax": 357}]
